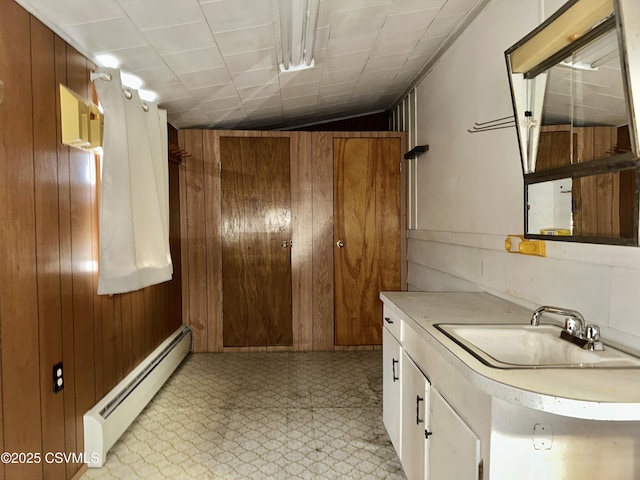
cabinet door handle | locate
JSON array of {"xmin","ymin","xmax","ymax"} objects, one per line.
[
  {"xmin": 384, "ymin": 316, "xmax": 394, "ymax": 324},
  {"xmin": 392, "ymin": 358, "xmax": 399, "ymax": 381},
  {"xmin": 416, "ymin": 395, "xmax": 424, "ymax": 425}
]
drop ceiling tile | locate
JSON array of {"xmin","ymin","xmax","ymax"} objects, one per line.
[
  {"xmin": 118, "ymin": 0, "xmax": 204, "ymax": 30},
  {"xmin": 409, "ymin": 35, "xmax": 446, "ymax": 58},
  {"xmin": 41, "ymin": 0, "xmax": 125, "ymax": 27},
  {"xmin": 279, "ymin": 67, "xmax": 324, "ymax": 87},
  {"xmin": 324, "ymin": 51, "xmax": 369, "ymax": 72},
  {"xmin": 244, "ymin": 95, "xmax": 282, "ymax": 113},
  {"xmin": 315, "ymin": 26, "xmax": 331, "ymax": 50},
  {"xmin": 248, "ymin": 108, "xmax": 283, "ymax": 122},
  {"xmin": 211, "ymin": 110, "xmax": 246, "ymax": 127},
  {"xmin": 282, "ymin": 104, "xmax": 315, "ymax": 116},
  {"xmin": 281, "ymin": 81, "xmax": 321, "ymax": 100},
  {"xmin": 350, "ymin": 90, "xmax": 384, "ymax": 102},
  {"xmin": 213, "ymin": 24, "xmax": 275, "ymax": 56},
  {"xmin": 321, "ymin": 68, "xmax": 362, "ymax": 85},
  {"xmin": 424, "ymin": 13, "xmax": 465, "ymax": 37},
  {"xmin": 106, "ymin": 45, "xmax": 165, "ymax": 72},
  {"xmin": 370, "ymin": 36, "xmax": 420, "ymax": 56},
  {"xmin": 237, "ymin": 81, "xmax": 281, "ymax": 101},
  {"xmin": 393, "ymin": 67, "xmax": 421, "ymax": 86},
  {"xmin": 159, "ymin": 97, "xmax": 199, "ymax": 114},
  {"xmin": 223, "ymin": 48, "xmax": 278, "ymax": 74},
  {"xmin": 137, "ymin": 66, "xmax": 179, "ymax": 87},
  {"xmin": 439, "ymin": 0, "xmax": 481, "ymax": 16},
  {"xmin": 315, "ymin": 104, "xmax": 349, "ymax": 116},
  {"xmin": 379, "ymin": 8, "xmax": 440, "ymax": 37},
  {"xmin": 201, "ymin": 95, "xmax": 242, "ymax": 113},
  {"xmin": 326, "ymin": 32, "xmax": 378, "ymax": 56},
  {"xmin": 170, "ymin": 107, "xmax": 210, "ymax": 123},
  {"xmin": 318, "ymin": 0, "xmax": 393, "ymax": 26},
  {"xmin": 177, "ymin": 67, "xmax": 232, "ymax": 89},
  {"xmin": 389, "ymin": 0, "xmax": 446, "ymax": 15},
  {"xmin": 232, "ymin": 67, "xmax": 279, "ymax": 89},
  {"xmin": 162, "ymin": 47, "xmax": 225, "ymax": 75},
  {"xmin": 356, "ymin": 69, "xmax": 401, "ymax": 89},
  {"xmin": 63, "ymin": 17, "xmax": 147, "ymax": 52},
  {"xmin": 317, "ymin": 93, "xmax": 351, "ymax": 106},
  {"xmin": 186, "ymin": 84, "xmax": 235, "ymax": 102},
  {"xmin": 210, "ymin": 107, "xmax": 247, "ymax": 122},
  {"xmin": 200, "ymin": 0, "xmax": 274, "ymax": 33},
  {"xmin": 401, "ymin": 55, "xmax": 434, "ymax": 74},
  {"xmin": 142, "ymin": 22, "xmax": 215, "ymax": 55},
  {"xmin": 192, "ymin": 82, "xmax": 238, "ymax": 100},
  {"xmin": 330, "ymin": 5, "xmax": 390, "ymax": 36},
  {"xmin": 318, "ymin": 81, "xmax": 357, "ymax": 97},
  {"xmin": 283, "ymin": 94, "xmax": 319, "ymax": 109},
  {"xmin": 155, "ymin": 83, "xmax": 191, "ymax": 103},
  {"xmin": 364, "ymin": 54, "xmax": 408, "ymax": 73}
]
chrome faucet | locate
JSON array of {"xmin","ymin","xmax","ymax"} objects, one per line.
[
  {"xmin": 530, "ymin": 306, "xmax": 585, "ymax": 330},
  {"xmin": 530, "ymin": 306, "xmax": 604, "ymax": 351}
]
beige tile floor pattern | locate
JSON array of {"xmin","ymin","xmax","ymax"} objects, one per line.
[{"xmin": 82, "ymin": 351, "xmax": 406, "ymax": 479}]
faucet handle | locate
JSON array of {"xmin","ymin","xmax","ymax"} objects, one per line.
[
  {"xmin": 585, "ymin": 324, "xmax": 600, "ymax": 341},
  {"xmin": 564, "ymin": 317, "xmax": 582, "ymax": 336},
  {"xmin": 585, "ymin": 324, "xmax": 604, "ymax": 351}
]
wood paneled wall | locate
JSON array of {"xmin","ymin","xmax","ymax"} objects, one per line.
[
  {"xmin": 0, "ymin": 2, "xmax": 182, "ymax": 479},
  {"xmin": 178, "ymin": 129, "xmax": 406, "ymax": 352}
]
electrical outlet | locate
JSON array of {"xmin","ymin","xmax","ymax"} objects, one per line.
[{"xmin": 53, "ymin": 362, "xmax": 64, "ymax": 393}]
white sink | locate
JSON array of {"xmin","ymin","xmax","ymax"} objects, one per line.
[{"xmin": 436, "ymin": 324, "xmax": 640, "ymax": 368}]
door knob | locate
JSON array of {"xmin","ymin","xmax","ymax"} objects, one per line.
[
  {"xmin": 281, "ymin": 240, "xmax": 290, "ymax": 248},
  {"xmin": 336, "ymin": 240, "xmax": 345, "ymax": 248}
]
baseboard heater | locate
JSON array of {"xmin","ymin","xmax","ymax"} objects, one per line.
[{"xmin": 84, "ymin": 325, "xmax": 192, "ymax": 468}]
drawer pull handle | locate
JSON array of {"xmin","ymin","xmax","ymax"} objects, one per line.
[
  {"xmin": 416, "ymin": 395, "xmax": 424, "ymax": 425},
  {"xmin": 392, "ymin": 358, "xmax": 399, "ymax": 381},
  {"xmin": 384, "ymin": 317, "xmax": 394, "ymax": 324}
]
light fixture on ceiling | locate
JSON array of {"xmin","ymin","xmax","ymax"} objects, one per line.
[
  {"xmin": 279, "ymin": 0, "xmax": 320, "ymax": 73},
  {"xmin": 120, "ymin": 72, "xmax": 143, "ymax": 90},
  {"xmin": 95, "ymin": 54, "xmax": 119, "ymax": 69},
  {"xmin": 138, "ymin": 89, "xmax": 159, "ymax": 102}
]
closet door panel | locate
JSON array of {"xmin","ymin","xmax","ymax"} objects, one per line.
[{"xmin": 221, "ymin": 137, "xmax": 293, "ymax": 347}]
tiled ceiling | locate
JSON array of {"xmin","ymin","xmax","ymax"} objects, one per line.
[{"xmin": 16, "ymin": 0, "xmax": 485, "ymax": 129}]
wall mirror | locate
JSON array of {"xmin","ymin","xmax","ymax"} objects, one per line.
[{"xmin": 505, "ymin": 0, "xmax": 640, "ymax": 245}]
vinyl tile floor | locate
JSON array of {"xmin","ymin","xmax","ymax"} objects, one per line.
[{"xmin": 81, "ymin": 351, "xmax": 405, "ymax": 479}]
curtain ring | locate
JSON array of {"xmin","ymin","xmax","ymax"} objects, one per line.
[
  {"xmin": 124, "ymin": 89, "xmax": 133, "ymax": 100},
  {"xmin": 142, "ymin": 103, "xmax": 149, "ymax": 112}
]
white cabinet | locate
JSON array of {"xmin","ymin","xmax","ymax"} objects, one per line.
[
  {"xmin": 429, "ymin": 388, "xmax": 481, "ymax": 480},
  {"xmin": 383, "ymin": 326, "xmax": 402, "ymax": 456},
  {"xmin": 382, "ymin": 292, "xmax": 640, "ymax": 479},
  {"xmin": 382, "ymin": 304, "xmax": 482, "ymax": 480},
  {"xmin": 400, "ymin": 351, "xmax": 430, "ymax": 480}
]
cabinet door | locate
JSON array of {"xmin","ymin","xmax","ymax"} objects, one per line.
[
  {"xmin": 383, "ymin": 327, "xmax": 402, "ymax": 456},
  {"xmin": 401, "ymin": 351, "xmax": 429, "ymax": 480},
  {"xmin": 428, "ymin": 388, "xmax": 481, "ymax": 480}
]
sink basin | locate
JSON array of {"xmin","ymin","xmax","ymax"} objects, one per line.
[{"xmin": 435, "ymin": 324, "xmax": 640, "ymax": 369}]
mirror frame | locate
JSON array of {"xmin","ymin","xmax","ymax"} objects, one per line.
[{"xmin": 505, "ymin": 0, "xmax": 640, "ymax": 245}]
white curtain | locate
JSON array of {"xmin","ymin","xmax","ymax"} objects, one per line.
[{"xmin": 94, "ymin": 67, "xmax": 172, "ymax": 295}]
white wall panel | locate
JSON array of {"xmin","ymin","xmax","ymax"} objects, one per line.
[{"xmin": 406, "ymin": 0, "xmax": 640, "ymax": 350}]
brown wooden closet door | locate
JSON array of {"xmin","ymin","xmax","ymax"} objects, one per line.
[
  {"xmin": 221, "ymin": 137, "xmax": 293, "ymax": 347},
  {"xmin": 334, "ymin": 137, "xmax": 401, "ymax": 346}
]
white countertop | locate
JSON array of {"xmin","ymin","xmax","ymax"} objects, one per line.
[{"xmin": 380, "ymin": 291, "xmax": 640, "ymax": 421}]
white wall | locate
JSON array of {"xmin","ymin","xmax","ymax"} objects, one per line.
[{"xmin": 409, "ymin": 0, "xmax": 640, "ymax": 350}]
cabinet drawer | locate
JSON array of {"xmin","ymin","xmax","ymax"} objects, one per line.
[{"xmin": 383, "ymin": 305, "xmax": 403, "ymax": 341}]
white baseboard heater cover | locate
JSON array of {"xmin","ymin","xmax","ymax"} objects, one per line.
[{"xmin": 84, "ymin": 325, "xmax": 192, "ymax": 467}]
